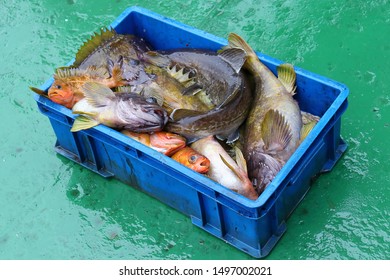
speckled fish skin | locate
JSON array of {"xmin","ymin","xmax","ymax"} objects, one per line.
[
  {"xmin": 72, "ymin": 28, "xmax": 152, "ymax": 85},
  {"xmin": 225, "ymin": 33, "xmax": 302, "ymax": 194},
  {"xmin": 141, "ymin": 48, "xmax": 252, "ymax": 143},
  {"xmin": 164, "ymin": 72, "xmax": 253, "ymax": 143}
]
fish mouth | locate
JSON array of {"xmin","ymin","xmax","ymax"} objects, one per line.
[
  {"xmin": 193, "ymin": 158, "xmax": 210, "ymax": 174},
  {"xmin": 131, "ymin": 106, "xmax": 168, "ymax": 133},
  {"xmin": 47, "ymin": 90, "xmax": 78, "ymax": 108},
  {"xmin": 248, "ymin": 152, "xmax": 282, "ymax": 194}
]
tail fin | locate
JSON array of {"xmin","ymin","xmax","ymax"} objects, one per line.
[
  {"xmin": 227, "ymin": 33, "xmax": 258, "ymax": 60},
  {"xmin": 29, "ymin": 86, "xmax": 48, "ymax": 97}
]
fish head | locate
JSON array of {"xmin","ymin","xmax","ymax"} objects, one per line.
[
  {"xmin": 171, "ymin": 147, "xmax": 210, "ymax": 174},
  {"xmin": 48, "ymin": 80, "xmax": 80, "ymax": 109},
  {"xmin": 149, "ymin": 131, "xmax": 187, "ymax": 156},
  {"xmin": 121, "ymin": 94, "xmax": 168, "ymax": 133},
  {"xmin": 248, "ymin": 152, "xmax": 283, "ymax": 194}
]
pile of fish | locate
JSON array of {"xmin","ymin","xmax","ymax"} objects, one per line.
[{"xmin": 31, "ymin": 28, "xmax": 320, "ymax": 200}]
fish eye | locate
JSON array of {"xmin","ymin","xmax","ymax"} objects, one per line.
[
  {"xmin": 146, "ymin": 97, "xmax": 157, "ymax": 104},
  {"xmin": 130, "ymin": 59, "xmax": 140, "ymax": 66},
  {"xmin": 55, "ymin": 84, "xmax": 62, "ymax": 90},
  {"xmin": 189, "ymin": 155, "xmax": 197, "ymax": 163}
]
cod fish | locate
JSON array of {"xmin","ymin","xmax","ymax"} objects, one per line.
[
  {"xmin": 142, "ymin": 48, "xmax": 253, "ymax": 143},
  {"xmin": 71, "ymin": 82, "xmax": 168, "ymax": 133},
  {"xmin": 121, "ymin": 130, "xmax": 186, "ymax": 156},
  {"xmin": 171, "ymin": 146, "xmax": 210, "ymax": 174},
  {"xmin": 224, "ymin": 33, "xmax": 302, "ymax": 194},
  {"xmin": 191, "ymin": 135, "xmax": 258, "ymax": 200}
]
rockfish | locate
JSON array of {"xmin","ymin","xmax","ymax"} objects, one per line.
[
  {"xmin": 121, "ymin": 130, "xmax": 186, "ymax": 156},
  {"xmin": 30, "ymin": 66, "xmax": 125, "ymax": 109},
  {"xmin": 71, "ymin": 82, "xmax": 168, "ymax": 133},
  {"xmin": 30, "ymin": 28, "xmax": 151, "ymax": 109},
  {"xmin": 141, "ymin": 48, "xmax": 252, "ymax": 143},
  {"xmin": 224, "ymin": 33, "xmax": 302, "ymax": 194},
  {"xmin": 190, "ymin": 135, "xmax": 258, "ymax": 200},
  {"xmin": 171, "ymin": 146, "xmax": 210, "ymax": 174}
]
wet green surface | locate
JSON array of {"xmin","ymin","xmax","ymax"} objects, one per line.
[{"xmin": 1, "ymin": 0, "xmax": 389, "ymax": 260}]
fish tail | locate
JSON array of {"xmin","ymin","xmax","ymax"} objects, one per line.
[
  {"xmin": 227, "ymin": 33, "xmax": 258, "ymax": 61},
  {"xmin": 29, "ymin": 86, "xmax": 48, "ymax": 97}
]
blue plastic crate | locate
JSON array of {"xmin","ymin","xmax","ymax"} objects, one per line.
[{"xmin": 33, "ymin": 6, "xmax": 349, "ymax": 258}]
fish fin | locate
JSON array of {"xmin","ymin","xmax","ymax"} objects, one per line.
[
  {"xmin": 217, "ymin": 129, "xmax": 240, "ymax": 144},
  {"xmin": 29, "ymin": 86, "xmax": 48, "ymax": 97},
  {"xmin": 181, "ymin": 83, "xmax": 203, "ymax": 96},
  {"xmin": 142, "ymin": 51, "xmax": 171, "ymax": 68},
  {"xmin": 300, "ymin": 121, "xmax": 316, "ymax": 143},
  {"xmin": 72, "ymin": 27, "xmax": 118, "ymax": 68},
  {"xmin": 261, "ymin": 109, "xmax": 292, "ymax": 154},
  {"xmin": 219, "ymin": 154, "xmax": 244, "ymax": 181},
  {"xmin": 81, "ymin": 82, "xmax": 115, "ymax": 107},
  {"xmin": 234, "ymin": 146, "xmax": 248, "ymax": 175},
  {"xmin": 277, "ymin": 63, "xmax": 297, "ymax": 95},
  {"xmin": 169, "ymin": 108, "xmax": 202, "ymax": 122},
  {"xmin": 54, "ymin": 66, "xmax": 108, "ymax": 79},
  {"xmin": 218, "ymin": 47, "xmax": 247, "ymax": 73},
  {"xmin": 301, "ymin": 110, "xmax": 320, "ymax": 124},
  {"xmin": 107, "ymin": 56, "xmax": 125, "ymax": 84},
  {"xmin": 167, "ymin": 65, "xmax": 196, "ymax": 84},
  {"xmin": 114, "ymin": 85, "xmax": 134, "ymax": 94},
  {"xmin": 216, "ymin": 85, "xmax": 240, "ymax": 108},
  {"xmin": 70, "ymin": 115, "xmax": 100, "ymax": 132},
  {"xmin": 225, "ymin": 33, "xmax": 258, "ymax": 60}
]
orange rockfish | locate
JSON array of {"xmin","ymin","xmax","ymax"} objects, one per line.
[
  {"xmin": 171, "ymin": 146, "xmax": 210, "ymax": 174},
  {"xmin": 30, "ymin": 28, "xmax": 150, "ymax": 109},
  {"xmin": 190, "ymin": 135, "xmax": 258, "ymax": 200},
  {"xmin": 121, "ymin": 130, "xmax": 186, "ymax": 156},
  {"xmin": 30, "ymin": 66, "xmax": 125, "ymax": 109}
]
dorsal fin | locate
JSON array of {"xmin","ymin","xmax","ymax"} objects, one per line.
[
  {"xmin": 72, "ymin": 27, "xmax": 118, "ymax": 68},
  {"xmin": 277, "ymin": 63, "xmax": 297, "ymax": 95},
  {"xmin": 218, "ymin": 47, "xmax": 247, "ymax": 73},
  {"xmin": 115, "ymin": 86, "xmax": 134, "ymax": 93},
  {"xmin": 234, "ymin": 146, "xmax": 248, "ymax": 174},
  {"xmin": 300, "ymin": 121, "xmax": 316, "ymax": 143},
  {"xmin": 54, "ymin": 66, "xmax": 108, "ymax": 80},
  {"xmin": 261, "ymin": 109, "xmax": 292, "ymax": 154},
  {"xmin": 141, "ymin": 51, "xmax": 171, "ymax": 68},
  {"xmin": 216, "ymin": 85, "xmax": 240, "ymax": 109}
]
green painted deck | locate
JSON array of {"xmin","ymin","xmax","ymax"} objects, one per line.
[{"xmin": 1, "ymin": 0, "xmax": 389, "ymax": 259}]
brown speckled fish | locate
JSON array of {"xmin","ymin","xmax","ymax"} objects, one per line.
[{"xmin": 224, "ymin": 33, "xmax": 302, "ymax": 194}]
